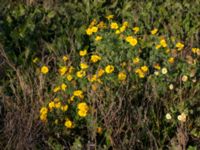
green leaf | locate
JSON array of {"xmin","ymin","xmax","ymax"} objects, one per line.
[{"xmin": 47, "ymin": 10, "xmax": 56, "ymax": 19}]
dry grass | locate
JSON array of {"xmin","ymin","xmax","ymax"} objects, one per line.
[{"xmin": 0, "ymin": 44, "xmax": 47, "ymax": 149}]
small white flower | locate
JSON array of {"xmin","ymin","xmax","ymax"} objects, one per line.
[
  {"xmin": 177, "ymin": 113, "xmax": 186, "ymax": 122},
  {"xmin": 165, "ymin": 113, "xmax": 172, "ymax": 120},
  {"xmin": 169, "ymin": 84, "xmax": 174, "ymax": 90},
  {"xmin": 154, "ymin": 71, "xmax": 159, "ymax": 76},
  {"xmin": 192, "ymin": 79, "xmax": 196, "ymax": 83},
  {"xmin": 161, "ymin": 68, "xmax": 168, "ymax": 74},
  {"xmin": 182, "ymin": 75, "xmax": 188, "ymax": 82}
]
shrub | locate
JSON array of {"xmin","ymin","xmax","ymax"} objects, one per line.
[
  {"xmin": 0, "ymin": 1, "xmax": 200, "ymax": 149},
  {"xmin": 38, "ymin": 17, "xmax": 200, "ymax": 149}
]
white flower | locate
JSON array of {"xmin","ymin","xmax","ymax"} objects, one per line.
[
  {"xmin": 165, "ymin": 113, "xmax": 172, "ymax": 120},
  {"xmin": 177, "ymin": 113, "xmax": 186, "ymax": 122},
  {"xmin": 161, "ymin": 68, "xmax": 168, "ymax": 74},
  {"xmin": 169, "ymin": 84, "xmax": 174, "ymax": 90},
  {"xmin": 192, "ymin": 79, "xmax": 196, "ymax": 83},
  {"xmin": 182, "ymin": 75, "xmax": 188, "ymax": 82},
  {"xmin": 154, "ymin": 71, "xmax": 159, "ymax": 76}
]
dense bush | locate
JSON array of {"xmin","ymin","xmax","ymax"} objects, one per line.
[{"xmin": 0, "ymin": 0, "xmax": 200, "ymax": 149}]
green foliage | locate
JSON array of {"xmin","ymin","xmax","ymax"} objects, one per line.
[
  {"xmin": 70, "ymin": 137, "xmax": 83, "ymax": 150},
  {"xmin": 47, "ymin": 137, "xmax": 64, "ymax": 150}
]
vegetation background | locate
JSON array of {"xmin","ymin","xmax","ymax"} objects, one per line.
[{"xmin": 0, "ymin": 0, "xmax": 199, "ymax": 149}]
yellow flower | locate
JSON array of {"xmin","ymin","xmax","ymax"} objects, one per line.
[
  {"xmin": 151, "ymin": 28, "xmax": 158, "ymax": 35},
  {"xmin": 97, "ymin": 69, "xmax": 105, "ymax": 77},
  {"xmin": 153, "ymin": 64, "xmax": 161, "ymax": 70},
  {"xmin": 135, "ymin": 68, "xmax": 145, "ymax": 78},
  {"xmin": 168, "ymin": 57, "xmax": 175, "ymax": 64},
  {"xmin": 132, "ymin": 27, "xmax": 139, "ymax": 34},
  {"xmin": 110, "ymin": 22, "xmax": 119, "ymax": 29},
  {"xmin": 76, "ymin": 70, "xmax": 86, "ymax": 78},
  {"xmin": 130, "ymin": 39, "xmax": 138, "ymax": 46},
  {"xmin": 73, "ymin": 90, "xmax": 84, "ymax": 99},
  {"xmin": 79, "ymin": 49, "xmax": 87, "ymax": 57},
  {"xmin": 77, "ymin": 102, "xmax": 89, "ymax": 111},
  {"xmin": 155, "ymin": 44, "xmax": 161, "ymax": 49},
  {"xmin": 61, "ymin": 105, "xmax": 68, "ymax": 112},
  {"xmin": 91, "ymin": 26, "xmax": 98, "ymax": 33},
  {"xmin": 39, "ymin": 107, "xmax": 47, "ymax": 121},
  {"xmin": 192, "ymin": 48, "xmax": 196, "ymax": 53},
  {"xmin": 105, "ymin": 65, "xmax": 114, "ymax": 74},
  {"xmin": 69, "ymin": 96, "xmax": 74, "ymax": 102},
  {"xmin": 118, "ymin": 72, "xmax": 127, "ymax": 81},
  {"xmin": 160, "ymin": 39, "xmax": 167, "ymax": 48},
  {"xmin": 182, "ymin": 75, "xmax": 188, "ymax": 82},
  {"xmin": 97, "ymin": 127, "xmax": 103, "ymax": 134},
  {"xmin": 122, "ymin": 21, "xmax": 129, "ymax": 27},
  {"xmin": 40, "ymin": 113, "xmax": 47, "ymax": 122},
  {"xmin": 59, "ymin": 66, "xmax": 67, "ymax": 76},
  {"xmin": 40, "ymin": 107, "xmax": 48, "ymax": 114},
  {"xmin": 53, "ymin": 86, "xmax": 61, "ymax": 93},
  {"xmin": 97, "ymin": 21, "xmax": 106, "ymax": 29},
  {"xmin": 88, "ymin": 74, "xmax": 97, "ymax": 82},
  {"xmin": 66, "ymin": 74, "xmax": 73, "ymax": 81},
  {"xmin": 132, "ymin": 57, "xmax": 140, "ymax": 64},
  {"xmin": 141, "ymin": 65, "xmax": 148, "ymax": 73},
  {"xmin": 62, "ymin": 55, "xmax": 69, "ymax": 61},
  {"xmin": 64, "ymin": 119, "xmax": 73, "ymax": 128},
  {"xmin": 54, "ymin": 97, "xmax": 60, "ymax": 102},
  {"xmin": 135, "ymin": 68, "xmax": 140, "ymax": 73},
  {"xmin": 61, "ymin": 83, "xmax": 67, "ymax": 91},
  {"xmin": 77, "ymin": 102, "xmax": 89, "ymax": 117},
  {"xmin": 106, "ymin": 15, "xmax": 114, "ymax": 20},
  {"xmin": 41, "ymin": 65, "xmax": 49, "ymax": 74},
  {"xmin": 196, "ymin": 48, "xmax": 200, "ymax": 56},
  {"xmin": 165, "ymin": 49, "xmax": 170, "ymax": 53},
  {"xmin": 192, "ymin": 48, "xmax": 200, "ymax": 55},
  {"xmin": 125, "ymin": 36, "xmax": 138, "ymax": 46},
  {"xmin": 90, "ymin": 55, "xmax": 101, "ymax": 63},
  {"xmin": 55, "ymin": 102, "xmax": 61, "ymax": 109},
  {"xmin": 115, "ymin": 30, "xmax": 120, "ymax": 34},
  {"xmin": 95, "ymin": 36, "xmax": 102, "ymax": 41},
  {"xmin": 90, "ymin": 19, "xmax": 97, "ymax": 26},
  {"xmin": 138, "ymin": 71, "xmax": 145, "ymax": 78},
  {"xmin": 73, "ymin": 90, "xmax": 83, "ymax": 96},
  {"xmin": 48, "ymin": 101, "xmax": 55, "ymax": 110},
  {"xmin": 177, "ymin": 113, "xmax": 186, "ymax": 122},
  {"xmin": 176, "ymin": 42, "xmax": 184, "ymax": 51},
  {"xmin": 119, "ymin": 26, "xmax": 126, "ymax": 32},
  {"xmin": 86, "ymin": 28, "xmax": 93, "ymax": 35},
  {"xmin": 78, "ymin": 110, "xmax": 87, "ymax": 117},
  {"xmin": 125, "ymin": 36, "xmax": 133, "ymax": 42},
  {"xmin": 80, "ymin": 63, "xmax": 89, "ymax": 70},
  {"xmin": 161, "ymin": 68, "xmax": 168, "ymax": 74}
]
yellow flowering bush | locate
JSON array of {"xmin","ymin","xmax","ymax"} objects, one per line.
[
  {"xmin": 38, "ymin": 17, "xmax": 200, "ymax": 148},
  {"xmin": 1, "ymin": 1, "xmax": 200, "ymax": 149}
]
